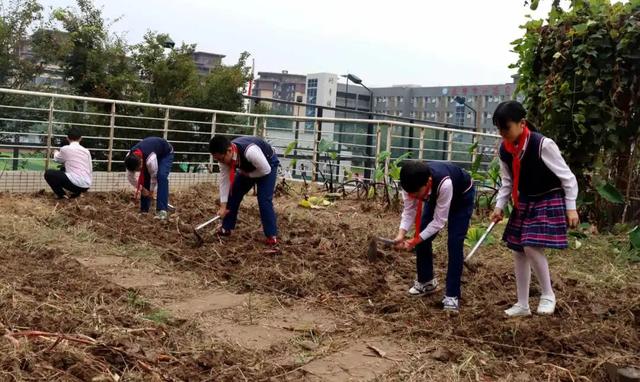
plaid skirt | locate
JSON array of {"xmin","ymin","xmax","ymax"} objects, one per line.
[{"xmin": 503, "ymin": 190, "xmax": 568, "ymax": 252}]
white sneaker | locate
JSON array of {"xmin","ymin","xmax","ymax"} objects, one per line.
[
  {"xmin": 408, "ymin": 279, "xmax": 438, "ymax": 296},
  {"xmin": 442, "ymin": 296, "xmax": 459, "ymax": 313},
  {"xmin": 154, "ymin": 210, "xmax": 168, "ymax": 220},
  {"xmin": 537, "ymin": 296, "xmax": 556, "ymax": 315},
  {"xmin": 504, "ymin": 303, "xmax": 532, "ymax": 317}
]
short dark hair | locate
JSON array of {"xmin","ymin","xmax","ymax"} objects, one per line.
[
  {"xmin": 492, "ymin": 101, "xmax": 537, "ymax": 132},
  {"xmin": 400, "ymin": 160, "xmax": 432, "ymax": 193},
  {"xmin": 67, "ymin": 127, "xmax": 82, "ymax": 141},
  {"xmin": 209, "ymin": 135, "xmax": 231, "ymax": 154},
  {"xmin": 124, "ymin": 153, "xmax": 141, "ymax": 171}
]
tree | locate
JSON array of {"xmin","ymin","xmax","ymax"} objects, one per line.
[
  {"xmin": 51, "ymin": 0, "xmax": 139, "ymax": 100},
  {"xmin": 132, "ymin": 31, "xmax": 199, "ymax": 106},
  {"xmin": 512, "ymin": 0, "xmax": 640, "ymax": 226},
  {"xmin": 0, "ymin": 0, "xmax": 45, "ymax": 90},
  {"xmin": 194, "ymin": 51, "xmax": 252, "ymax": 113}
]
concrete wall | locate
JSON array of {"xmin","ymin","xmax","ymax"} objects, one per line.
[{"xmin": 0, "ymin": 171, "xmax": 218, "ymax": 193}]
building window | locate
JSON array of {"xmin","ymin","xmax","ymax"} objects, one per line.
[
  {"xmin": 397, "ymin": 96, "xmax": 404, "ymax": 103},
  {"xmin": 307, "ymin": 78, "xmax": 318, "ymax": 88},
  {"xmin": 306, "ymin": 88, "xmax": 317, "ymax": 105}
]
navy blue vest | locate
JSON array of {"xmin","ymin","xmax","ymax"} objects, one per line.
[
  {"xmin": 131, "ymin": 137, "xmax": 173, "ymax": 160},
  {"xmin": 426, "ymin": 161, "xmax": 473, "ymax": 211},
  {"xmin": 499, "ymin": 132, "xmax": 562, "ymax": 197},
  {"xmin": 232, "ymin": 136, "xmax": 275, "ymax": 173}
]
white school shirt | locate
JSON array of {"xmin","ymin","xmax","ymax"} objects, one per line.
[
  {"xmin": 495, "ymin": 136, "xmax": 578, "ymax": 211},
  {"xmin": 399, "ymin": 178, "xmax": 454, "ymax": 242},
  {"xmin": 218, "ymin": 145, "xmax": 271, "ymax": 203},
  {"xmin": 53, "ymin": 141, "xmax": 93, "ymax": 188},
  {"xmin": 126, "ymin": 153, "xmax": 159, "ymax": 191}
]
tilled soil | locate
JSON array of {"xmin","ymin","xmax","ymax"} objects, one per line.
[{"xmin": 0, "ymin": 185, "xmax": 638, "ymax": 381}]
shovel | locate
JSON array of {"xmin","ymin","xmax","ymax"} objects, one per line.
[
  {"xmin": 193, "ymin": 215, "xmax": 221, "ymax": 247},
  {"xmin": 463, "ymin": 221, "xmax": 496, "ymax": 271}
]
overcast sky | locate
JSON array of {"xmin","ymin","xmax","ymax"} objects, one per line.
[{"xmin": 36, "ymin": 0, "xmax": 560, "ymax": 87}]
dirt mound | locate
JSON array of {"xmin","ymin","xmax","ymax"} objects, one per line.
[
  {"xmin": 1, "ymin": 186, "xmax": 638, "ymax": 380},
  {"xmin": 0, "ymin": 242, "xmax": 294, "ymax": 381}
]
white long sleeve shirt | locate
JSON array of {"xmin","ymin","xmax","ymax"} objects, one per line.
[
  {"xmin": 218, "ymin": 145, "xmax": 272, "ymax": 203},
  {"xmin": 53, "ymin": 141, "xmax": 93, "ymax": 188},
  {"xmin": 495, "ymin": 137, "xmax": 578, "ymax": 210},
  {"xmin": 127, "ymin": 152, "xmax": 159, "ymax": 191},
  {"xmin": 399, "ymin": 178, "xmax": 454, "ymax": 241}
]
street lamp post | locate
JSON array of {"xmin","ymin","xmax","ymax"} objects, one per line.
[
  {"xmin": 454, "ymin": 96, "xmax": 481, "ymax": 164},
  {"xmin": 342, "ymin": 73, "xmax": 374, "ymax": 180},
  {"xmin": 454, "ymin": 96, "xmax": 477, "ymax": 130}
]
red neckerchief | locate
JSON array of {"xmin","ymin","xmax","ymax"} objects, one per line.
[
  {"xmin": 412, "ymin": 178, "xmax": 433, "ymax": 243},
  {"xmin": 503, "ymin": 124, "xmax": 531, "ymax": 210},
  {"xmin": 132, "ymin": 149, "xmax": 145, "ymax": 198}
]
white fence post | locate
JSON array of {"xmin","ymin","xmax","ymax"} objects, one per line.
[
  {"xmin": 107, "ymin": 102, "xmax": 116, "ymax": 171},
  {"xmin": 163, "ymin": 108, "xmax": 170, "ymax": 140},
  {"xmin": 418, "ymin": 127, "xmax": 425, "ymax": 160},
  {"xmin": 384, "ymin": 124, "xmax": 392, "ymax": 181},
  {"xmin": 44, "ymin": 98, "xmax": 54, "ymax": 170}
]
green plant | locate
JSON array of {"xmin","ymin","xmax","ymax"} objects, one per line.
[
  {"xmin": 467, "ymin": 142, "xmax": 502, "ymax": 214},
  {"xmin": 512, "ymin": 0, "xmax": 640, "ymax": 228},
  {"xmin": 464, "ymin": 224, "xmax": 495, "ymax": 248},
  {"xmin": 596, "ymin": 182, "xmax": 625, "ymax": 204},
  {"xmin": 317, "ymin": 139, "xmax": 339, "ymax": 192},
  {"xmin": 143, "ymin": 309, "xmax": 171, "ymax": 324},
  {"xmin": 369, "ymin": 151, "xmax": 411, "ymax": 204},
  {"xmin": 127, "ymin": 291, "xmax": 149, "ymax": 310}
]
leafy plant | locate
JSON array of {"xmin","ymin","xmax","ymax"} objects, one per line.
[
  {"xmin": 464, "ymin": 224, "xmax": 495, "ymax": 248},
  {"xmin": 512, "ymin": 0, "xmax": 640, "ymax": 228},
  {"xmin": 143, "ymin": 309, "xmax": 171, "ymax": 324},
  {"xmin": 596, "ymin": 182, "xmax": 625, "ymax": 204}
]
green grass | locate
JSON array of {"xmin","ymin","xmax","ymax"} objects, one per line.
[
  {"xmin": 143, "ymin": 309, "xmax": 171, "ymax": 324},
  {"xmin": 127, "ymin": 291, "xmax": 150, "ymax": 310},
  {"xmin": 0, "ymin": 152, "xmax": 47, "ymax": 171}
]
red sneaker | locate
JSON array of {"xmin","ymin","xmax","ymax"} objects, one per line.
[{"xmin": 265, "ymin": 236, "xmax": 278, "ymax": 246}]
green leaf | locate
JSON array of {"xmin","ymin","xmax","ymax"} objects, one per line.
[
  {"xmin": 467, "ymin": 141, "xmax": 479, "ymax": 154},
  {"xmin": 471, "ymin": 173, "xmax": 487, "ymax": 182},
  {"xmin": 596, "ymin": 183, "xmax": 625, "ymax": 204},
  {"xmin": 318, "ymin": 139, "xmax": 334, "ymax": 153},
  {"xmin": 630, "ymin": 226, "xmax": 640, "ymax": 250},
  {"xmin": 377, "ymin": 151, "xmax": 391, "ymax": 164},
  {"xmin": 574, "ymin": 23, "xmax": 589, "ymax": 34},
  {"xmin": 392, "ymin": 151, "xmax": 412, "ymax": 167},
  {"xmin": 284, "ymin": 141, "xmax": 297, "ymax": 156},
  {"xmin": 374, "ymin": 169, "xmax": 384, "ymax": 182},
  {"xmin": 568, "ymin": 230, "xmax": 588, "ymax": 239}
]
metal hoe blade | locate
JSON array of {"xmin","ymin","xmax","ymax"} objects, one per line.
[{"xmin": 193, "ymin": 215, "xmax": 221, "ymax": 247}]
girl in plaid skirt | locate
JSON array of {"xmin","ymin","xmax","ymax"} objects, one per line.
[{"xmin": 490, "ymin": 101, "xmax": 579, "ymax": 317}]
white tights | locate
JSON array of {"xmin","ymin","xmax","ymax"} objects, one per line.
[{"xmin": 513, "ymin": 247, "xmax": 555, "ymax": 308}]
